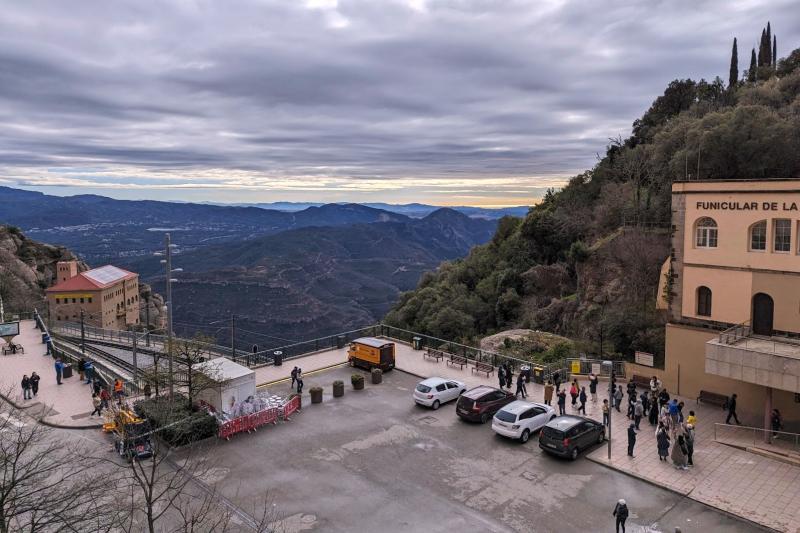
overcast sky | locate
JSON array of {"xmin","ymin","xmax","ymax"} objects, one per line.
[{"xmin": 0, "ymin": 1, "xmax": 797, "ymax": 206}]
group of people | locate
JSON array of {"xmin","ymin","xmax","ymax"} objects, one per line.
[
  {"xmin": 542, "ymin": 372, "xmax": 597, "ymax": 416},
  {"xmin": 497, "ymin": 362, "xmax": 530, "ymax": 399},
  {"xmin": 290, "ymin": 366, "xmax": 304, "ymax": 393},
  {"xmin": 19, "ymin": 372, "xmax": 41, "ymax": 400},
  {"xmin": 89, "ymin": 378, "xmax": 127, "ymax": 418}
]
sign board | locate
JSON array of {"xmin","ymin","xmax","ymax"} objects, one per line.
[
  {"xmin": 570, "ymin": 360, "xmax": 581, "ymax": 375},
  {"xmin": 0, "ymin": 321, "xmax": 20, "ymax": 337},
  {"xmin": 635, "ymin": 351, "xmax": 654, "ymax": 367},
  {"xmin": 591, "ymin": 363, "xmax": 601, "ymax": 376}
]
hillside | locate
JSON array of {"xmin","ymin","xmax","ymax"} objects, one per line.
[
  {"xmin": 386, "ymin": 41, "xmax": 800, "ymax": 359},
  {"xmin": 123, "ymin": 209, "xmax": 497, "ymax": 345}
]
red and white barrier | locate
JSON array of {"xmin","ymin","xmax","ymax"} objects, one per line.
[{"xmin": 217, "ymin": 402, "xmax": 297, "ymax": 441}]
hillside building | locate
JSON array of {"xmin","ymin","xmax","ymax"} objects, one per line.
[
  {"xmin": 46, "ymin": 261, "xmax": 140, "ymax": 330},
  {"xmin": 657, "ymin": 179, "xmax": 800, "ymax": 428}
]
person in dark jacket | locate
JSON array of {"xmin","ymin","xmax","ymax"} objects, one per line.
[
  {"xmin": 290, "ymin": 367, "xmax": 298, "ymax": 388},
  {"xmin": 505, "ymin": 364, "xmax": 513, "ymax": 389},
  {"xmin": 552, "ymin": 370, "xmax": 561, "ymax": 392},
  {"xmin": 771, "ymin": 409, "xmax": 783, "ymax": 439},
  {"xmin": 557, "ymin": 389, "xmax": 567, "ymax": 416},
  {"xmin": 497, "ymin": 364, "xmax": 506, "ymax": 389},
  {"xmin": 54, "ymin": 359, "xmax": 64, "ymax": 385},
  {"xmin": 613, "ymin": 499, "xmax": 629, "ymax": 533},
  {"xmin": 627, "ymin": 423, "xmax": 636, "ymax": 457},
  {"xmin": 30, "ymin": 372, "xmax": 40, "ymax": 396},
  {"xmin": 578, "ymin": 387, "xmax": 587, "ymax": 414},
  {"xmin": 658, "ymin": 388, "xmax": 670, "ymax": 409},
  {"xmin": 78, "ymin": 358, "xmax": 86, "ymax": 381},
  {"xmin": 515, "ymin": 372, "xmax": 527, "ymax": 399},
  {"xmin": 684, "ymin": 424, "xmax": 695, "ymax": 466},
  {"xmin": 640, "ymin": 391, "xmax": 649, "ymax": 414},
  {"xmin": 21, "ymin": 375, "xmax": 32, "ymax": 400},
  {"xmin": 726, "ymin": 393, "xmax": 740, "ymax": 425},
  {"xmin": 648, "ymin": 397, "xmax": 659, "ymax": 426},
  {"xmin": 656, "ymin": 423, "xmax": 670, "ymax": 461},
  {"xmin": 589, "ymin": 373, "xmax": 598, "ymax": 402},
  {"xmin": 614, "ymin": 386, "xmax": 623, "ymax": 413}
]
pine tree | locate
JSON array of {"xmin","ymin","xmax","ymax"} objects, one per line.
[
  {"xmin": 765, "ymin": 22, "xmax": 772, "ymax": 65},
  {"xmin": 748, "ymin": 48, "xmax": 757, "ymax": 81},
  {"xmin": 729, "ymin": 38, "xmax": 738, "ymax": 89}
]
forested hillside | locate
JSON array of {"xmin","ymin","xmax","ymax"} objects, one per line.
[{"xmin": 386, "ymin": 30, "xmax": 800, "ymax": 359}]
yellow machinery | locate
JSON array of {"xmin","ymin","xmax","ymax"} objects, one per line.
[{"xmin": 347, "ymin": 337, "xmax": 395, "ymax": 371}]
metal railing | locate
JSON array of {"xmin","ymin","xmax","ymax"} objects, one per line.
[
  {"xmin": 714, "ymin": 423, "xmax": 800, "ymax": 455},
  {"xmin": 719, "ymin": 321, "xmax": 752, "ymax": 345},
  {"xmin": 245, "ymin": 325, "xmax": 383, "ymax": 367}
]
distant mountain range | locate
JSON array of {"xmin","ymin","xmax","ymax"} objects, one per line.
[
  {"xmin": 208, "ymin": 201, "xmax": 530, "ymax": 219},
  {"xmin": 0, "ymin": 186, "xmax": 503, "ymax": 344}
]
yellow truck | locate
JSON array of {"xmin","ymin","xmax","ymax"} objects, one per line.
[{"xmin": 348, "ymin": 337, "xmax": 395, "ymax": 371}]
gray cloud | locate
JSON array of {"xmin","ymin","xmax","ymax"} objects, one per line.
[{"xmin": 0, "ymin": 0, "xmax": 797, "ymax": 205}]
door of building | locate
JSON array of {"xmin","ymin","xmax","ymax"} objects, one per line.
[{"xmin": 752, "ymin": 293, "xmax": 774, "ymax": 336}]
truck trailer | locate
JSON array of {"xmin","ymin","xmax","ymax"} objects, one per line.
[{"xmin": 348, "ymin": 337, "xmax": 395, "ymax": 371}]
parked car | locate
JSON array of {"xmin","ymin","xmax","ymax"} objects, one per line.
[
  {"xmin": 538, "ymin": 415, "xmax": 605, "ymax": 460},
  {"xmin": 492, "ymin": 401, "xmax": 556, "ymax": 443},
  {"xmin": 456, "ymin": 386, "xmax": 516, "ymax": 423},
  {"xmin": 413, "ymin": 377, "xmax": 466, "ymax": 409}
]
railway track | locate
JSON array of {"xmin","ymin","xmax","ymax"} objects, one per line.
[{"xmin": 56, "ymin": 335, "xmax": 160, "ymax": 375}]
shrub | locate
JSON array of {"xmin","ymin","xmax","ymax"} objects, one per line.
[
  {"xmin": 133, "ymin": 396, "xmax": 217, "ymax": 446},
  {"xmin": 351, "ymin": 374, "xmax": 364, "ymax": 385}
]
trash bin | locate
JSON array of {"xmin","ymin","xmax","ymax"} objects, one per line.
[
  {"xmin": 532, "ymin": 366, "xmax": 544, "ymax": 384},
  {"xmin": 601, "ymin": 360, "xmax": 613, "ymax": 377},
  {"xmin": 336, "ymin": 335, "xmax": 345, "ymax": 349},
  {"xmin": 273, "ymin": 350, "xmax": 283, "ymax": 367},
  {"xmin": 62, "ymin": 365, "xmax": 73, "ymax": 379},
  {"xmin": 412, "ymin": 336, "xmax": 423, "ymax": 350},
  {"xmin": 520, "ymin": 364, "xmax": 531, "ymax": 383}
]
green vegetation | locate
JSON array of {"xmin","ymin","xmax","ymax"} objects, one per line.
[
  {"xmin": 134, "ymin": 396, "xmax": 218, "ymax": 446},
  {"xmin": 386, "ymin": 28, "xmax": 800, "ymax": 360}
]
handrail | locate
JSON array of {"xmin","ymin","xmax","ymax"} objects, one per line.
[
  {"xmin": 718, "ymin": 320, "xmax": 751, "ymax": 345},
  {"xmin": 714, "ymin": 422, "xmax": 800, "ymax": 453}
]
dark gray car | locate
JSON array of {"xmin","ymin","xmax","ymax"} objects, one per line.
[{"xmin": 538, "ymin": 415, "xmax": 605, "ymax": 460}]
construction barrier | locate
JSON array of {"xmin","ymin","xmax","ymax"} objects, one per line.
[
  {"xmin": 217, "ymin": 406, "xmax": 292, "ymax": 441},
  {"xmin": 283, "ymin": 395, "xmax": 301, "ymax": 419}
]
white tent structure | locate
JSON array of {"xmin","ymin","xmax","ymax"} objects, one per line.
[{"xmin": 192, "ymin": 357, "xmax": 256, "ymax": 414}]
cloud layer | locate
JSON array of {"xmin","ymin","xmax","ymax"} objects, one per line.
[{"xmin": 0, "ymin": 0, "xmax": 797, "ymax": 205}]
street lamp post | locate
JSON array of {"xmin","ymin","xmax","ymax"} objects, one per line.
[
  {"xmin": 608, "ymin": 370, "xmax": 614, "ymax": 461},
  {"xmin": 156, "ymin": 233, "xmax": 180, "ymax": 399}
]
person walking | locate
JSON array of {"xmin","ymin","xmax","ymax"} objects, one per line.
[
  {"xmin": 614, "ymin": 386, "xmax": 623, "ymax": 413},
  {"xmin": 99, "ymin": 387, "xmax": 111, "ymax": 409},
  {"xmin": 296, "ymin": 368, "xmax": 304, "ymax": 394},
  {"xmin": 113, "ymin": 379, "xmax": 124, "ymax": 401},
  {"xmin": 557, "ymin": 389, "xmax": 567, "ymax": 416},
  {"xmin": 602, "ymin": 399, "xmax": 610, "ymax": 427},
  {"xmin": 54, "ymin": 358, "xmax": 64, "ymax": 385},
  {"xmin": 627, "ymin": 423, "xmax": 636, "ymax": 457},
  {"xmin": 613, "ymin": 499, "xmax": 629, "ymax": 533},
  {"xmin": 290, "ymin": 366, "xmax": 298, "ymax": 389},
  {"xmin": 677, "ymin": 401, "xmax": 685, "ymax": 423},
  {"xmin": 497, "ymin": 364, "xmax": 506, "ymax": 389},
  {"xmin": 671, "ymin": 434, "xmax": 688, "ymax": 470},
  {"xmin": 90, "ymin": 393, "xmax": 103, "ymax": 418},
  {"xmin": 589, "ymin": 373, "xmax": 598, "ymax": 402},
  {"xmin": 515, "ymin": 372, "xmax": 527, "ymax": 399},
  {"xmin": 656, "ymin": 423, "xmax": 671, "ymax": 461},
  {"xmin": 668, "ymin": 399, "xmax": 680, "ymax": 427},
  {"xmin": 553, "ymin": 370, "xmax": 561, "ymax": 392},
  {"xmin": 633, "ymin": 398, "xmax": 643, "ymax": 430},
  {"xmin": 577, "ymin": 387, "xmax": 587, "ymax": 414},
  {"xmin": 21, "ymin": 375, "xmax": 32, "ymax": 400},
  {"xmin": 84, "ymin": 360, "xmax": 94, "ymax": 385},
  {"xmin": 684, "ymin": 424, "xmax": 695, "ymax": 466},
  {"xmin": 30, "ymin": 372, "xmax": 40, "ymax": 397},
  {"xmin": 725, "ymin": 393, "xmax": 741, "ymax": 425},
  {"xmin": 505, "ymin": 365, "xmax": 513, "ymax": 390},
  {"xmin": 569, "ymin": 381, "xmax": 578, "ymax": 407},
  {"xmin": 543, "ymin": 380, "xmax": 554, "ymax": 406}
]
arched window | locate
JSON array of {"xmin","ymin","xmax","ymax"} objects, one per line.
[
  {"xmin": 749, "ymin": 220, "xmax": 767, "ymax": 251},
  {"xmin": 695, "ymin": 217, "xmax": 718, "ymax": 248},
  {"xmin": 697, "ymin": 286, "xmax": 712, "ymax": 317}
]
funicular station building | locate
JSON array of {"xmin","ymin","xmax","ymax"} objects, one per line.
[{"xmin": 658, "ymin": 179, "xmax": 800, "ymax": 429}]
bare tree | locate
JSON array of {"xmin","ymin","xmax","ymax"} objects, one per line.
[{"xmin": 0, "ymin": 390, "xmax": 118, "ymax": 533}]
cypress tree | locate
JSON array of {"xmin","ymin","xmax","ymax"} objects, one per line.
[
  {"xmin": 766, "ymin": 22, "xmax": 772, "ymax": 65},
  {"xmin": 773, "ymin": 35, "xmax": 777, "ymax": 70},
  {"xmin": 748, "ymin": 48, "xmax": 757, "ymax": 81},
  {"xmin": 729, "ymin": 38, "xmax": 738, "ymax": 88},
  {"xmin": 758, "ymin": 29, "xmax": 766, "ymax": 66}
]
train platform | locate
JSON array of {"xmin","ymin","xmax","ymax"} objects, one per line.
[{"xmin": 0, "ymin": 320, "xmax": 103, "ymax": 428}]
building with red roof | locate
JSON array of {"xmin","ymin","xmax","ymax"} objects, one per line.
[{"xmin": 46, "ymin": 261, "xmax": 140, "ymax": 330}]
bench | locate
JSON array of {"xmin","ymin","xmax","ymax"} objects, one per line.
[
  {"xmin": 424, "ymin": 348, "xmax": 444, "ymax": 362},
  {"xmin": 697, "ymin": 390, "xmax": 728, "ymax": 408},
  {"xmin": 2, "ymin": 344, "xmax": 24, "ymax": 355},
  {"xmin": 472, "ymin": 361, "xmax": 494, "ymax": 377},
  {"xmin": 630, "ymin": 374, "xmax": 652, "ymax": 389},
  {"xmin": 446, "ymin": 354, "xmax": 468, "ymax": 370}
]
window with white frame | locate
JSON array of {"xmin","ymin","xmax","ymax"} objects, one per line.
[
  {"xmin": 749, "ymin": 220, "xmax": 767, "ymax": 251},
  {"xmin": 695, "ymin": 217, "xmax": 718, "ymax": 248},
  {"xmin": 774, "ymin": 219, "xmax": 791, "ymax": 252}
]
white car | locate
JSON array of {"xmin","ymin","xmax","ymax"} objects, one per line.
[
  {"xmin": 413, "ymin": 377, "xmax": 466, "ymax": 409},
  {"xmin": 492, "ymin": 401, "xmax": 556, "ymax": 443}
]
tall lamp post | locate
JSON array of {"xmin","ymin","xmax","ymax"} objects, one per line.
[{"xmin": 155, "ymin": 233, "xmax": 181, "ymax": 399}]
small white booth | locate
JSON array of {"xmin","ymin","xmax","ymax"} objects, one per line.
[{"xmin": 193, "ymin": 357, "xmax": 256, "ymax": 415}]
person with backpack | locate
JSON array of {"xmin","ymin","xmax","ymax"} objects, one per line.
[
  {"xmin": 613, "ymin": 499, "xmax": 629, "ymax": 533},
  {"xmin": 725, "ymin": 393, "xmax": 741, "ymax": 425},
  {"xmin": 577, "ymin": 387, "xmax": 587, "ymax": 415},
  {"xmin": 21, "ymin": 375, "xmax": 32, "ymax": 400}
]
